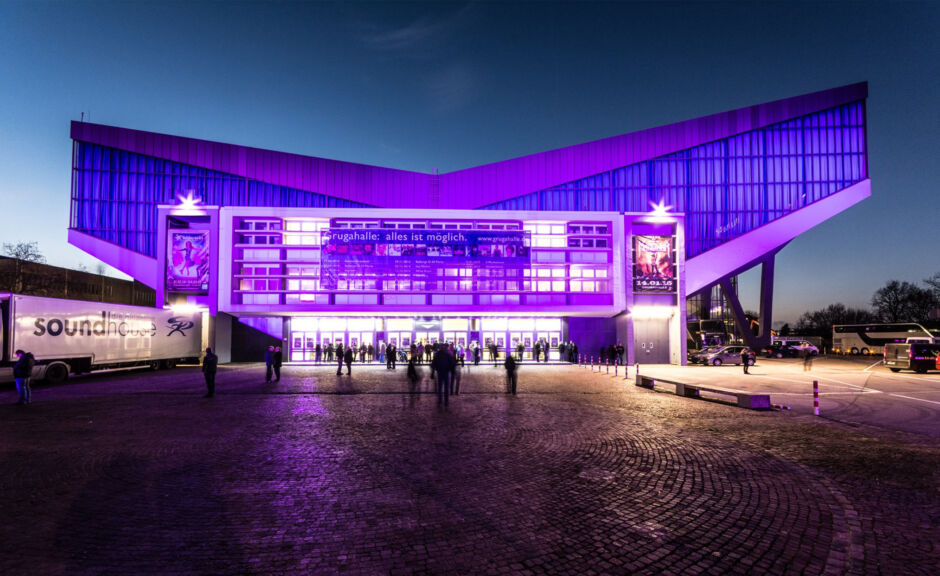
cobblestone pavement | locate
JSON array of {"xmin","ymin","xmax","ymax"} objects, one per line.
[{"xmin": 1, "ymin": 363, "xmax": 937, "ymax": 575}]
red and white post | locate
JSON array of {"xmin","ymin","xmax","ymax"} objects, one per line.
[{"xmin": 813, "ymin": 380, "xmax": 819, "ymax": 416}]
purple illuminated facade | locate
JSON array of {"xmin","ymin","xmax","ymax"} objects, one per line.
[{"xmin": 69, "ymin": 83, "xmax": 870, "ymax": 364}]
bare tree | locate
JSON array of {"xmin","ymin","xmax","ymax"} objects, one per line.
[
  {"xmin": 925, "ymin": 272, "xmax": 940, "ymax": 300},
  {"xmin": 2, "ymin": 241, "xmax": 46, "ymax": 263},
  {"xmin": 872, "ymin": 280, "xmax": 938, "ymax": 323}
]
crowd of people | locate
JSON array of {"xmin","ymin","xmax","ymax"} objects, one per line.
[{"xmin": 290, "ymin": 339, "xmax": 589, "ymax": 367}]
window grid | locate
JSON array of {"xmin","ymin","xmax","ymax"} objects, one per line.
[
  {"xmin": 482, "ymin": 102, "xmax": 867, "ymax": 258},
  {"xmin": 70, "ymin": 144, "xmax": 370, "ymax": 257}
]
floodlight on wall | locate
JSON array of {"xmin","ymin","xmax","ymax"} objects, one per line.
[
  {"xmin": 173, "ymin": 191, "xmax": 206, "ymax": 215},
  {"xmin": 629, "ymin": 306, "xmax": 675, "ymax": 319},
  {"xmin": 166, "ymin": 303, "xmax": 205, "ymax": 314},
  {"xmin": 645, "ymin": 199, "xmax": 675, "ymax": 223}
]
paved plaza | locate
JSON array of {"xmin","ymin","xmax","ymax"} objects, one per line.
[{"xmin": 1, "ymin": 361, "xmax": 938, "ymax": 575}]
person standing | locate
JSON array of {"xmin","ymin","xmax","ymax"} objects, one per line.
[
  {"xmin": 344, "ymin": 346, "xmax": 354, "ymax": 375},
  {"xmin": 741, "ymin": 347, "xmax": 751, "ymax": 374},
  {"xmin": 505, "ymin": 354, "xmax": 518, "ymax": 395},
  {"xmin": 473, "ymin": 343, "xmax": 481, "ymax": 366},
  {"xmin": 326, "ymin": 343, "xmax": 334, "ymax": 363},
  {"xmin": 386, "ymin": 343, "xmax": 396, "ymax": 370},
  {"xmin": 616, "ymin": 342, "xmax": 625, "ymax": 366},
  {"xmin": 367, "ymin": 343, "xmax": 374, "ymax": 363},
  {"xmin": 533, "ymin": 341, "xmax": 541, "ymax": 364},
  {"xmin": 264, "ymin": 346, "xmax": 275, "ymax": 383},
  {"xmin": 315, "ymin": 343, "xmax": 322, "ymax": 363},
  {"xmin": 432, "ymin": 346, "xmax": 453, "ymax": 407},
  {"xmin": 202, "ymin": 347, "xmax": 218, "ymax": 398},
  {"xmin": 273, "ymin": 346, "xmax": 283, "ymax": 382},
  {"xmin": 13, "ymin": 349, "xmax": 35, "ymax": 405}
]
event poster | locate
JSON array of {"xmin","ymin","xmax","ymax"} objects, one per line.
[
  {"xmin": 320, "ymin": 228, "xmax": 530, "ymax": 289},
  {"xmin": 632, "ymin": 235, "xmax": 676, "ymax": 293},
  {"xmin": 167, "ymin": 230, "xmax": 210, "ymax": 293}
]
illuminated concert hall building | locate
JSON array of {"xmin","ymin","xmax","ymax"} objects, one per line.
[{"xmin": 68, "ymin": 82, "xmax": 870, "ymax": 363}]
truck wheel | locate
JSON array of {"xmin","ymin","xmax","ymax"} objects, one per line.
[
  {"xmin": 149, "ymin": 361, "xmax": 162, "ymax": 370},
  {"xmin": 45, "ymin": 363, "xmax": 69, "ymax": 384},
  {"xmin": 162, "ymin": 359, "xmax": 177, "ymax": 370},
  {"xmin": 889, "ymin": 368, "xmax": 901, "ymax": 373},
  {"xmin": 712, "ymin": 358, "xmax": 722, "ymax": 366}
]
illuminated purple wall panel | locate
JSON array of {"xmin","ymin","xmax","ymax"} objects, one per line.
[
  {"xmin": 70, "ymin": 122, "xmax": 433, "ymax": 209},
  {"xmin": 440, "ymin": 83, "xmax": 867, "ymax": 209},
  {"xmin": 71, "ymin": 82, "xmax": 866, "ymax": 211}
]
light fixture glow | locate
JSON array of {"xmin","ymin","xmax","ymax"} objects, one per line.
[
  {"xmin": 649, "ymin": 199, "xmax": 672, "ymax": 217},
  {"xmin": 176, "ymin": 191, "xmax": 203, "ymax": 210},
  {"xmin": 628, "ymin": 306, "xmax": 675, "ymax": 319}
]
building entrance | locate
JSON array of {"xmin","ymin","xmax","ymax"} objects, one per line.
[
  {"xmin": 634, "ymin": 318, "xmax": 670, "ymax": 364},
  {"xmin": 288, "ymin": 316, "xmax": 564, "ymax": 363}
]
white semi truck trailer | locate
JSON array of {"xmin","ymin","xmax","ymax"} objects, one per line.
[{"xmin": 0, "ymin": 293, "xmax": 202, "ymax": 384}]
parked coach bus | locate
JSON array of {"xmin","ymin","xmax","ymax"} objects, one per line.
[{"xmin": 832, "ymin": 322, "xmax": 940, "ymax": 356}]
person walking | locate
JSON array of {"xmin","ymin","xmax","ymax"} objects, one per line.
[
  {"xmin": 264, "ymin": 346, "xmax": 275, "ymax": 382},
  {"xmin": 432, "ymin": 346, "xmax": 454, "ymax": 407},
  {"xmin": 202, "ymin": 347, "xmax": 218, "ymax": 397},
  {"xmin": 452, "ymin": 360, "xmax": 462, "ymax": 395},
  {"xmin": 802, "ymin": 347, "xmax": 814, "ymax": 371},
  {"xmin": 387, "ymin": 343, "xmax": 396, "ymax": 370},
  {"xmin": 505, "ymin": 354, "xmax": 518, "ymax": 395},
  {"xmin": 741, "ymin": 347, "xmax": 751, "ymax": 374},
  {"xmin": 13, "ymin": 349, "xmax": 35, "ymax": 405},
  {"xmin": 273, "ymin": 346, "xmax": 283, "ymax": 382},
  {"xmin": 344, "ymin": 346, "xmax": 354, "ymax": 375},
  {"xmin": 407, "ymin": 357, "xmax": 420, "ymax": 393}
]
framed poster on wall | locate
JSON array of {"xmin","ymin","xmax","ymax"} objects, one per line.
[
  {"xmin": 632, "ymin": 235, "xmax": 676, "ymax": 293},
  {"xmin": 166, "ymin": 230, "xmax": 210, "ymax": 293}
]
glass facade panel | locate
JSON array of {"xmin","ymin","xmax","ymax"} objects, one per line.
[
  {"xmin": 70, "ymin": 142, "xmax": 370, "ymax": 257},
  {"xmin": 483, "ymin": 101, "xmax": 867, "ymax": 258}
]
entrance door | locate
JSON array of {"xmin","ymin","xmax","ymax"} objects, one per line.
[
  {"xmin": 415, "ymin": 331, "xmax": 440, "ymax": 346},
  {"xmin": 634, "ymin": 319, "xmax": 670, "ymax": 364},
  {"xmin": 536, "ymin": 331, "xmax": 561, "ymax": 360}
]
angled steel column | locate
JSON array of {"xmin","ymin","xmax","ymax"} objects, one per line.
[
  {"xmin": 718, "ymin": 277, "xmax": 758, "ymax": 350},
  {"xmin": 756, "ymin": 253, "xmax": 777, "ymax": 348}
]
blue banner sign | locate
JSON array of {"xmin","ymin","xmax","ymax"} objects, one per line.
[{"xmin": 321, "ymin": 228, "xmax": 530, "ymax": 289}]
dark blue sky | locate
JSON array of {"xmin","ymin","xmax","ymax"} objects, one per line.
[{"xmin": 1, "ymin": 1, "xmax": 938, "ymax": 324}]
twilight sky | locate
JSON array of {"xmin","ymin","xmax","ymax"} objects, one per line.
[{"xmin": 1, "ymin": 1, "xmax": 938, "ymax": 325}]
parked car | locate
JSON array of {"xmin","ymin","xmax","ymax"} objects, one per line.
[
  {"xmin": 688, "ymin": 345, "xmax": 723, "ymax": 364},
  {"xmin": 766, "ymin": 340, "xmax": 819, "ymax": 357},
  {"xmin": 764, "ymin": 343, "xmax": 799, "ymax": 358},
  {"xmin": 700, "ymin": 345, "xmax": 752, "ymax": 366}
]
